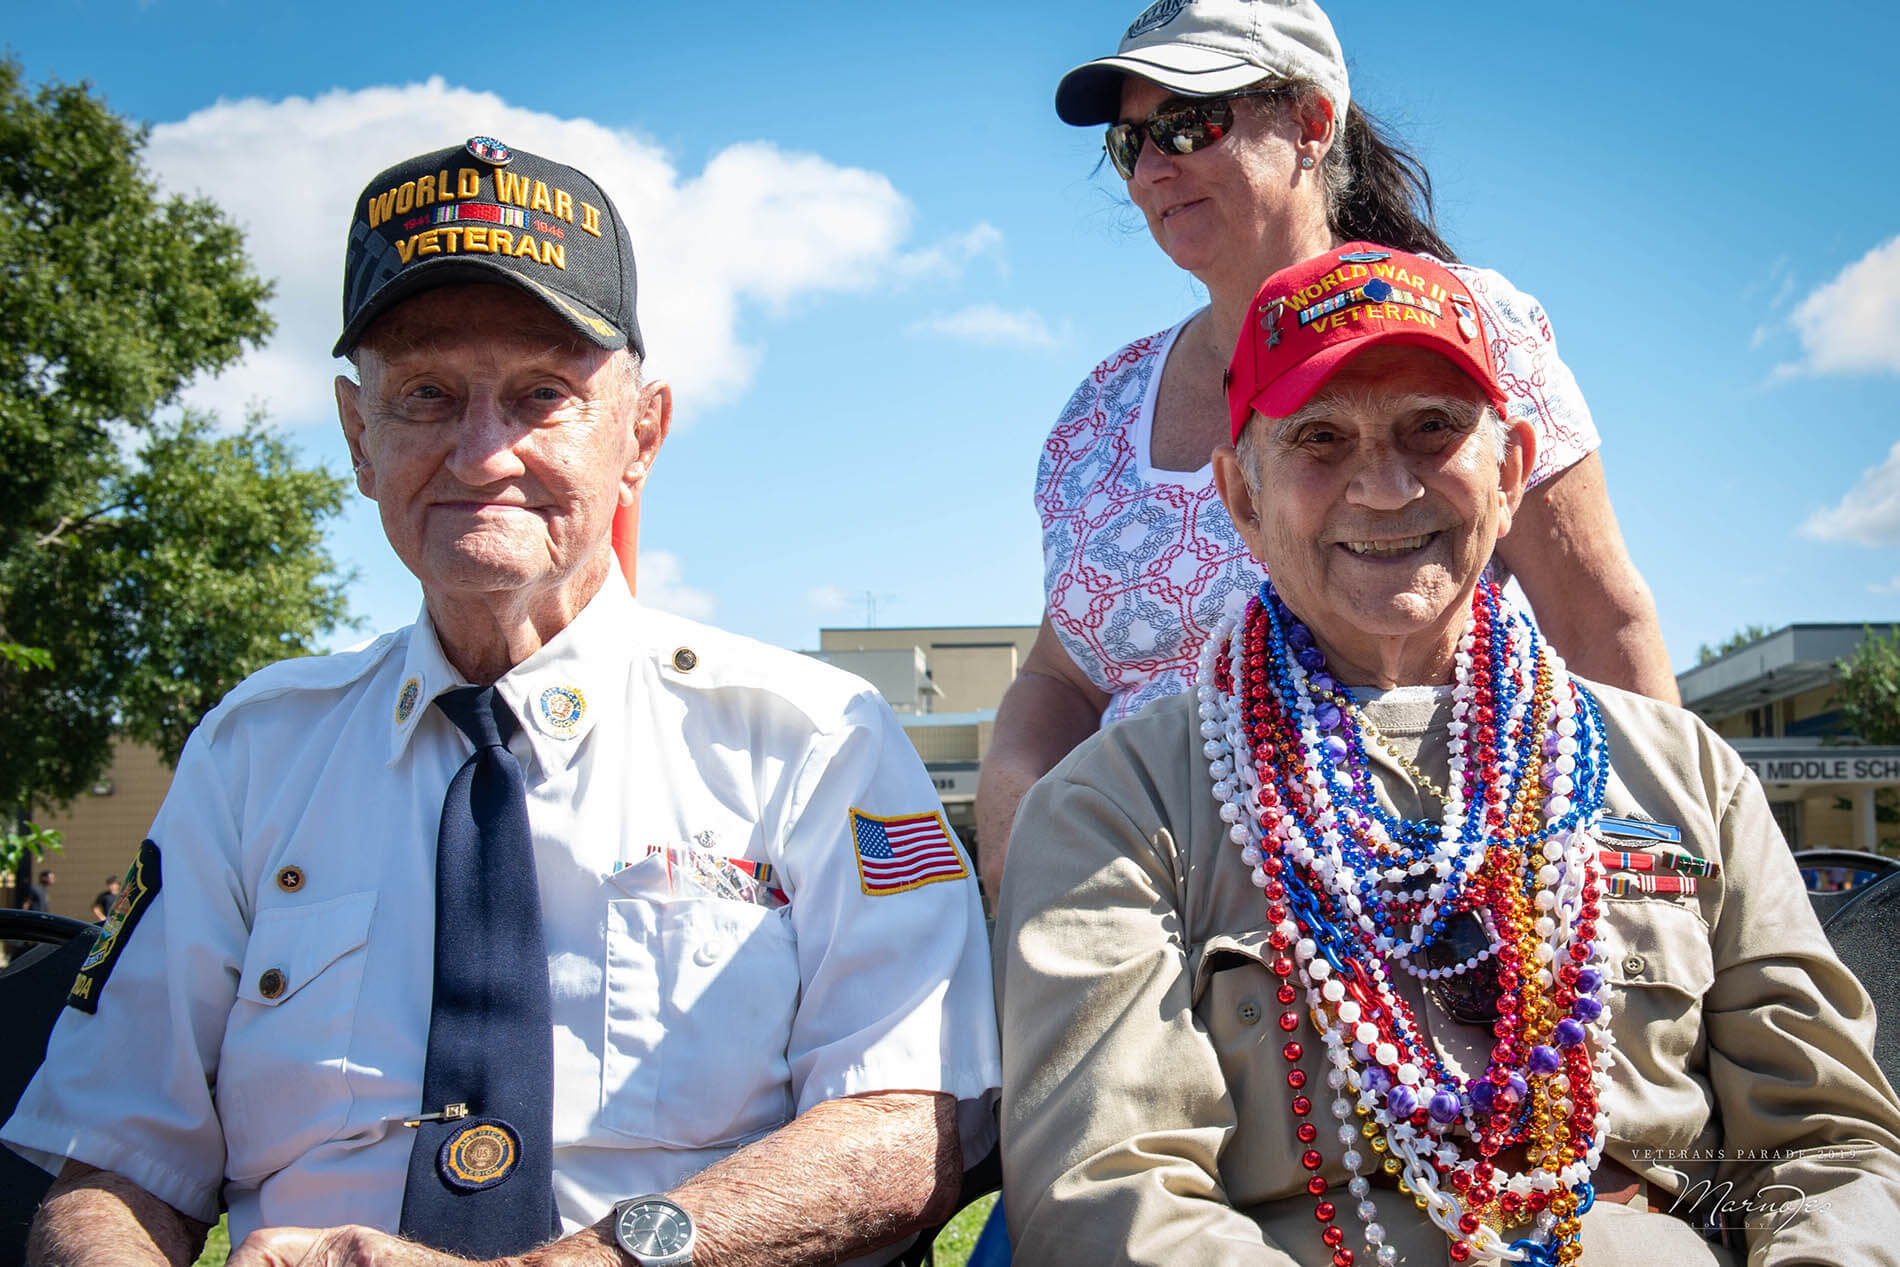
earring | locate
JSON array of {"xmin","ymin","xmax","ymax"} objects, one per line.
[{"xmin": 1299, "ymin": 154, "xmax": 1316, "ymax": 170}]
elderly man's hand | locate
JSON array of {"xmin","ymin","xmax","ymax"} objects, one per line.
[{"xmin": 226, "ymin": 1225, "xmax": 496, "ymax": 1267}]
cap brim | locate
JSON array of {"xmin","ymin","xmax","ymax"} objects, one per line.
[
  {"xmin": 1055, "ymin": 49, "xmax": 1271, "ymax": 125},
  {"xmin": 331, "ymin": 256, "xmax": 629, "ymax": 359},
  {"xmin": 1244, "ymin": 333, "xmax": 1511, "ymax": 427}
]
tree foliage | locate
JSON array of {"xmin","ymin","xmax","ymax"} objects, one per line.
[
  {"xmin": 0, "ymin": 61, "xmax": 352, "ymax": 864},
  {"xmin": 1834, "ymin": 626, "xmax": 1900, "ymax": 747},
  {"xmin": 1696, "ymin": 623, "xmax": 1774, "ymax": 666}
]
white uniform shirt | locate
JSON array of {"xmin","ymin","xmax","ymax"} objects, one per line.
[{"xmin": 4, "ymin": 579, "xmax": 1001, "ymax": 1247}]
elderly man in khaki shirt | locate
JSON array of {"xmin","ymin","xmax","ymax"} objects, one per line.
[{"xmin": 994, "ymin": 244, "xmax": 1900, "ymax": 1267}]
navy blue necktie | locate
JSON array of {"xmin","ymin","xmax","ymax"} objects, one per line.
[{"xmin": 399, "ymin": 686, "xmax": 558, "ymax": 1256}]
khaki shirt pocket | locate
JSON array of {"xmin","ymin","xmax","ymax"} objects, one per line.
[
  {"xmin": 1190, "ymin": 929, "xmax": 1315, "ymax": 1201},
  {"xmin": 1597, "ymin": 894, "xmax": 1718, "ymax": 1153}
]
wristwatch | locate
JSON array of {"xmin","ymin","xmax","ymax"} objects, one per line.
[{"xmin": 611, "ymin": 1194, "xmax": 696, "ymax": 1266}]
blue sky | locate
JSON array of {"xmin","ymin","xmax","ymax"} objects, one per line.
[{"xmin": 11, "ymin": 0, "xmax": 1899, "ymax": 668}]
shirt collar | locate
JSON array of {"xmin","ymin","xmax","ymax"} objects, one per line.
[{"xmin": 385, "ymin": 577, "xmax": 640, "ymax": 773}]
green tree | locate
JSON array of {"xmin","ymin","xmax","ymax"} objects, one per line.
[
  {"xmin": 0, "ymin": 61, "xmax": 352, "ymax": 878},
  {"xmin": 1833, "ymin": 626, "xmax": 1900, "ymax": 746},
  {"xmin": 1696, "ymin": 623, "xmax": 1775, "ymax": 666}
]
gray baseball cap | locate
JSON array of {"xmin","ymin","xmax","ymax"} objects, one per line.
[{"xmin": 1055, "ymin": 0, "xmax": 1350, "ymax": 127}]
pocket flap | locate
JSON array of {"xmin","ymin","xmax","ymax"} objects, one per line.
[
  {"xmin": 237, "ymin": 892, "xmax": 377, "ymax": 1007},
  {"xmin": 1191, "ymin": 927, "xmax": 1274, "ymax": 1005}
]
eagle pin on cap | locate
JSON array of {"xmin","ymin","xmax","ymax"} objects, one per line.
[
  {"xmin": 334, "ymin": 137, "xmax": 643, "ymax": 359},
  {"xmin": 1225, "ymin": 242, "xmax": 1507, "ymax": 443}
]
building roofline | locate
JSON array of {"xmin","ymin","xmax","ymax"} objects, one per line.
[{"xmin": 1676, "ymin": 622, "xmax": 1898, "ymax": 717}]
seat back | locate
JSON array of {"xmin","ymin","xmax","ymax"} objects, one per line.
[
  {"xmin": 0, "ymin": 912, "xmax": 99, "ymax": 1267},
  {"xmin": 1821, "ymin": 871, "xmax": 1900, "ymax": 1089},
  {"xmin": 1793, "ymin": 848, "xmax": 1900, "ymax": 922}
]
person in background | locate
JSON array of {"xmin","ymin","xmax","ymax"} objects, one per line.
[
  {"xmin": 977, "ymin": 0, "xmax": 1675, "ymax": 904},
  {"xmin": 21, "ymin": 869, "xmax": 53, "ymax": 912},
  {"xmin": 90, "ymin": 876, "xmax": 120, "ymax": 924}
]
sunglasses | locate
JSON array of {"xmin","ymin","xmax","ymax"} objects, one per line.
[{"xmin": 1103, "ymin": 88, "xmax": 1286, "ymax": 180}]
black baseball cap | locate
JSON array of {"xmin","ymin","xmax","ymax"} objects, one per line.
[{"xmin": 333, "ymin": 136, "xmax": 643, "ymax": 359}]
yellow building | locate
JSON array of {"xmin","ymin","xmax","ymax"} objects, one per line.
[
  {"xmin": 804, "ymin": 625, "xmax": 1038, "ymax": 874},
  {"xmin": 11, "ymin": 740, "xmax": 173, "ymax": 924},
  {"xmin": 1677, "ymin": 624, "xmax": 1899, "ymax": 855}
]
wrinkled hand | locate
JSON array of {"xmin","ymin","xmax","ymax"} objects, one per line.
[{"xmin": 226, "ymin": 1225, "xmax": 491, "ymax": 1267}]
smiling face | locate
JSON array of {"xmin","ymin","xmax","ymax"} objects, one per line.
[
  {"xmin": 336, "ymin": 284, "xmax": 668, "ymax": 625},
  {"xmin": 1212, "ymin": 345, "xmax": 1536, "ymax": 685},
  {"xmin": 1116, "ymin": 76, "xmax": 1334, "ymax": 300}
]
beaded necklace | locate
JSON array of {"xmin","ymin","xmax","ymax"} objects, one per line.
[{"xmin": 1195, "ymin": 577, "xmax": 1614, "ymax": 1267}]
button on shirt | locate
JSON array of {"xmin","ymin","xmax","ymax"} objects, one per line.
[{"xmin": 4, "ymin": 579, "xmax": 1001, "ymax": 1247}]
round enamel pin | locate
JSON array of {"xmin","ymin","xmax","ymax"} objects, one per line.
[
  {"xmin": 538, "ymin": 684, "xmax": 585, "ymax": 734},
  {"xmin": 464, "ymin": 135, "xmax": 513, "ymax": 166},
  {"xmin": 395, "ymin": 677, "xmax": 421, "ymax": 726},
  {"xmin": 438, "ymin": 1118, "xmax": 520, "ymax": 1191}
]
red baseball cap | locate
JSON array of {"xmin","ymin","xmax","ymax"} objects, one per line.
[{"xmin": 1225, "ymin": 242, "xmax": 1507, "ymax": 443}]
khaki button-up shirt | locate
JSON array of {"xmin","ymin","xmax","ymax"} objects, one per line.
[{"xmin": 996, "ymin": 681, "xmax": 1900, "ymax": 1266}]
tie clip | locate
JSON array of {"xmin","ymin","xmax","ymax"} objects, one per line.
[{"xmin": 402, "ymin": 1102, "xmax": 470, "ymax": 1128}]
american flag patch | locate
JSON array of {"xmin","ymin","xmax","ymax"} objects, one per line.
[{"xmin": 848, "ymin": 808, "xmax": 968, "ymax": 896}]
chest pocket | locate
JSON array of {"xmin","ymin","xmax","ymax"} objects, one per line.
[
  {"xmin": 601, "ymin": 893, "xmax": 799, "ymax": 1148},
  {"xmin": 1190, "ymin": 927, "xmax": 1315, "ymax": 1199},
  {"xmin": 217, "ymin": 891, "xmax": 377, "ymax": 1183},
  {"xmin": 1597, "ymin": 893, "xmax": 1718, "ymax": 1150}
]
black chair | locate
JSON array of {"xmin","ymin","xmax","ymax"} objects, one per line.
[
  {"xmin": 0, "ymin": 911, "xmax": 99, "ymax": 1267},
  {"xmin": 1792, "ymin": 848, "xmax": 1900, "ymax": 922},
  {"xmin": 1821, "ymin": 871, "xmax": 1900, "ymax": 1089}
]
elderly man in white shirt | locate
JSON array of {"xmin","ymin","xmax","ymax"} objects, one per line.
[{"xmin": 5, "ymin": 138, "xmax": 999, "ymax": 1267}]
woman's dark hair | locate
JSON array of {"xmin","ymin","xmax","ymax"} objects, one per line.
[
  {"xmin": 1326, "ymin": 101, "xmax": 1457, "ymax": 262},
  {"xmin": 1262, "ymin": 81, "xmax": 1457, "ymax": 263}
]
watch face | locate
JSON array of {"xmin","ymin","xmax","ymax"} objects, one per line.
[{"xmin": 618, "ymin": 1199, "xmax": 692, "ymax": 1257}]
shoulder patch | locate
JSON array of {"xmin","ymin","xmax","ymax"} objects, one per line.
[
  {"xmin": 68, "ymin": 839, "xmax": 161, "ymax": 1015},
  {"xmin": 848, "ymin": 808, "xmax": 968, "ymax": 896}
]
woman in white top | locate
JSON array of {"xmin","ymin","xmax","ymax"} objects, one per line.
[{"xmin": 977, "ymin": 0, "xmax": 1675, "ymax": 900}]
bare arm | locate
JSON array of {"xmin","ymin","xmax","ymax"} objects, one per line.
[
  {"xmin": 640, "ymin": 1089, "xmax": 960, "ymax": 1267},
  {"xmin": 28, "ymin": 1161, "xmax": 211, "ymax": 1267},
  {"xmin": 975, "ymin": 616, "xmax": 1110, "ymax": 908},
  {"xmin": 217, "ymin": 1091, "xmax": 960, "ymax": 1267},
  {"xmin": 1496, "ymin": 453, "xmax": 1680, "ymax": 704}
]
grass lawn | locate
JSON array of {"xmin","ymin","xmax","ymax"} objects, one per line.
[
  {"xmin": 191, "ymin": 1196, "xmax": 997, "ymax": 1267},
  {"xmin": 191, "ymin": 1216, "xmax": 228, "ymax": 1266}
]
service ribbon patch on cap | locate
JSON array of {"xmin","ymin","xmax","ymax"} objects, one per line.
[{"xmin": 69, "ymin": 838, "xmax": 161, "ymax": 1015}]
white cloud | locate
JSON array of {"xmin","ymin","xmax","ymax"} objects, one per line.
[
  {"xmin": 893, "ymin": 222, "xmax": 1005, "ymax": 283},
  {"xmin": 806, "ymin": 583, "xmax": 852, "ymax": 612},
  {"xmin": 1803, "ymin": 438, "xmax": 1900, "ymax": 545},
  {"xmin": 145, "ymin": 79, "xmax": 989, "ymax": 427},
  {"xmin": 1868, "ymin": 575, "xmax": 1900, "ymax": 595},
  {"xmin": 908, "ymin": 303, "xmax": 1064, "ymax": 349},
  {"xmin": 1776, "ymin": 235, "xmax": 1900, "ymax": 377},
  {"xmin": 635, "ymin": 550, "xmax": 716, "ymax": 621}
]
